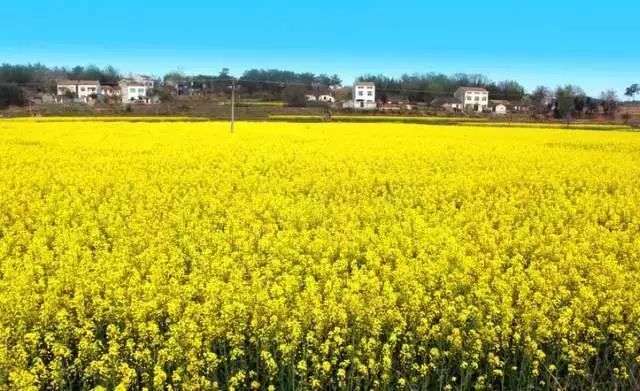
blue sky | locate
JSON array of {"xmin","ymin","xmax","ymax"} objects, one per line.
[{"xmin": 1, "ymin": 0, "xmax": 637, "ymax": 97}]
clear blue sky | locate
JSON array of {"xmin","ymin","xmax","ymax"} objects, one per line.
[{"xmin": 1, "ymin": 0, "xmax": 637, "ymax": 97}]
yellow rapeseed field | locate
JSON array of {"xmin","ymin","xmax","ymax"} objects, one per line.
[{"xmin": 0, "ymin": 119, "xmax": 639, "ymax": 390}]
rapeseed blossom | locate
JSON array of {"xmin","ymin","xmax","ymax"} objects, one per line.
[{"xmin": 0, "ymin": 119, "xmax": 639, "ymax": 389}]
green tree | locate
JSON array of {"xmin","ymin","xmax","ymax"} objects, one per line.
[
  {"xmin": 0, "ymin": 84, "xmax": 26, "ymax": 108},
  {"xmin": 329, "ymin": 74, "xmax": 342, "ymax": 88},
  {"xmin": 625, "ymin": 84, "xmax": 639, "ymax": 100},
  {"xmin": 554, "ymin": 85, "xmax": 585, "ymax": 121},
  {"xmin": 356, "ymin": 72, "xmax": 511, "ymax": 103},
  {"xmin": 282, "ymin": 85, "xmax": 307, "ymax": 107},
  {"xmin": 488, "ymin": 80, "xmax": 525, "ymax": 101},
  {"xmin": 66, "ymin": 65, "xmax": 120, "ymax": 82}
]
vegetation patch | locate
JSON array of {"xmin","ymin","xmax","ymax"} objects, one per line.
[{"xmin": 1, "ymin": 120, "xmax": 640, "ymax": 389}]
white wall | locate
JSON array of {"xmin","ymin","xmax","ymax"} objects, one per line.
[
  {"xmin": 318, "ymin": 95, "xmax": 335, "ymax": 102},
  {"xmin": 354, "ymin": 101, "xmax": 377, "ymax": 110},
  {"xmin": 455, "ymin": 89, "xmax": 489, "ymax": 112},
  {"xmin": 76, "ymin": 84, "xmax": 100, "ymax": 99},
  {"xmin": 494, "ymin": 104, "xmax": 507, "ymax": 114},
  {"xmin": 57, "ymin": 85, "xmax": 75, "ymax": 96},
  {"xmin": 57, "ymin": 83, "xmax": 100, "ymax": 101},
  {"xmin": 121, "ymin": 85, "xmax": 147, "ymax": 103},
  {"xmin": 354, "ymin": 83, "xmax": 375, "ymax": 110}
]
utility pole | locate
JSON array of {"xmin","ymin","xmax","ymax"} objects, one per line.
[{"xmin": 230, "ymin": 78, "xmax": 236, "ymax": 134}]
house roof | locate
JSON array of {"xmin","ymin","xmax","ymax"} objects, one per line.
[
  {"xmin": 120, "ymin": 80, "xmax": 146, "ymax": 87},
  {"xmin": 457, "ymin": 86, "xmax": 488, "ymax": 92},
  {"xmin": 490, "ymin": 99, "xmax": 511, "ymax": 106},
  {"xmin": 354, "ymin": 82, "xmax": 375, "ymax": 87},
  {"xmin": 431, "ymin": 97, "xmax": 462, "ymax": 105},
  {"xmin": 57, "ymin": 80, "xmax": 100, "ymax": 85}
]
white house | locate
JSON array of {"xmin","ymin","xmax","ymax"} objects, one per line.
[
  {"xmin": 454, "ymin": 87, "xmax": 489, "ymax": 112},
  {"xmin": 317, "ymin": 94, "xmax": 335, "ymax": 103},
  {"xmin": 490, "ymin": 100, "xmax": 510, "ymax": 115},
  {"xmin": 494, "ymin": 104, "xmax": 507, "ymax": 115},
  {"xmin": 57, "ymin": 80, "xmax": 101, "ymax": 102},
  {"xmin": 353, "ymin": 82, "xmax": 376, "ymax": 110},
  {"xmin": 119, "ymin": 81, "xmax": 148, "ymax": 104}
]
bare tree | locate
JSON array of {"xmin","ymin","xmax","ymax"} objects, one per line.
[
  {"xmin": 600, "ymin": 90, "xmax": 619, "ymax": 119},
  {"xmin": 531, "ymin": 86, "xmax": 552, "ymax": 115}
]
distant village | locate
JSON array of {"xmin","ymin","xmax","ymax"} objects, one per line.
[
  {"xmin": 1, "ymin": 64, "xmax": 638, "ymax": 121},
  {"xmin": 51, "ymin": 75, "xmax": 157, "ymax": 105},
  {"xmin": 46, "ymin": 78, "xmax": 542, "ymax": 116}
]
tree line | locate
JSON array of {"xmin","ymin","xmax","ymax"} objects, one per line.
[
  {"xmin": 356, "ymin": 73, "xmax": 526, "ymax": 103},
  {"xmin": 161, "ymin": 68, "xmax": 342, "ymax": 101},
  {"xmin": 0, "ymin": 63, "xmax": 121, "ymax": 86}
]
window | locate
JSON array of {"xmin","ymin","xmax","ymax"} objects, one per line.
[
  {"xmin": 138, "ymin": 88, "xmax": 145, "ymax": 94},
  {"xmin": 367, "ymin": 91, "xmax": 372, "ymax": 96},
  {"xmin": 467, "ymin": 96, "xmax": 472, "ymax": 101},
  {"xmin": 80, "ymin": 87, "xmax": 86, "ymax": 92},
  {"xmin": 130, "ymin": 88, "xmax": 136, "ymax": 93},
  {"xmin": 475, "ymin": 96, "xmax": 480, "ymax": 101},
  {"xmin": 481, "ymin": 97, "xmax": 487, "ymax": 101},
  {"xmin": 358, "ymin": 91, "xmax": 364, "ymax": 96}
]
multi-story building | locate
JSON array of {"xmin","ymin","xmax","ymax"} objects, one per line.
[
  {"xmin": 56, "ymin": 80, "xmax": 101, "ymax": 102},
  {"xmin": 353, "ymin": 82, "xmax": 376, "ymax": 110},
  {"xmin": 454, "ymin": 87, "xmax": 489, "ymax": 112},
  {"xmin": 119, "ymin": 80, "xmax": 148, "ymax": 104}
]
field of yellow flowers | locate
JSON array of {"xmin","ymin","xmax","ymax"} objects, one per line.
[{"xmin": 1, "ymin": 119, "xmax": 639, "ymax": 390}]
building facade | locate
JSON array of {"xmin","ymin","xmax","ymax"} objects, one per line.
[
  {"xmin": 56, "ymin": 80, "xmax": 101, "ymax": 102},
  {"xmin": 454, "ymin": 87, "xmax": 489, "ymax": 112},
  {"xmin": 353, "ymin": 82, "xmax": 376, "ymax": 110},
  {"xmin": 120, "ymin": 81, "xmax": 148, "ymax": 103}
]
